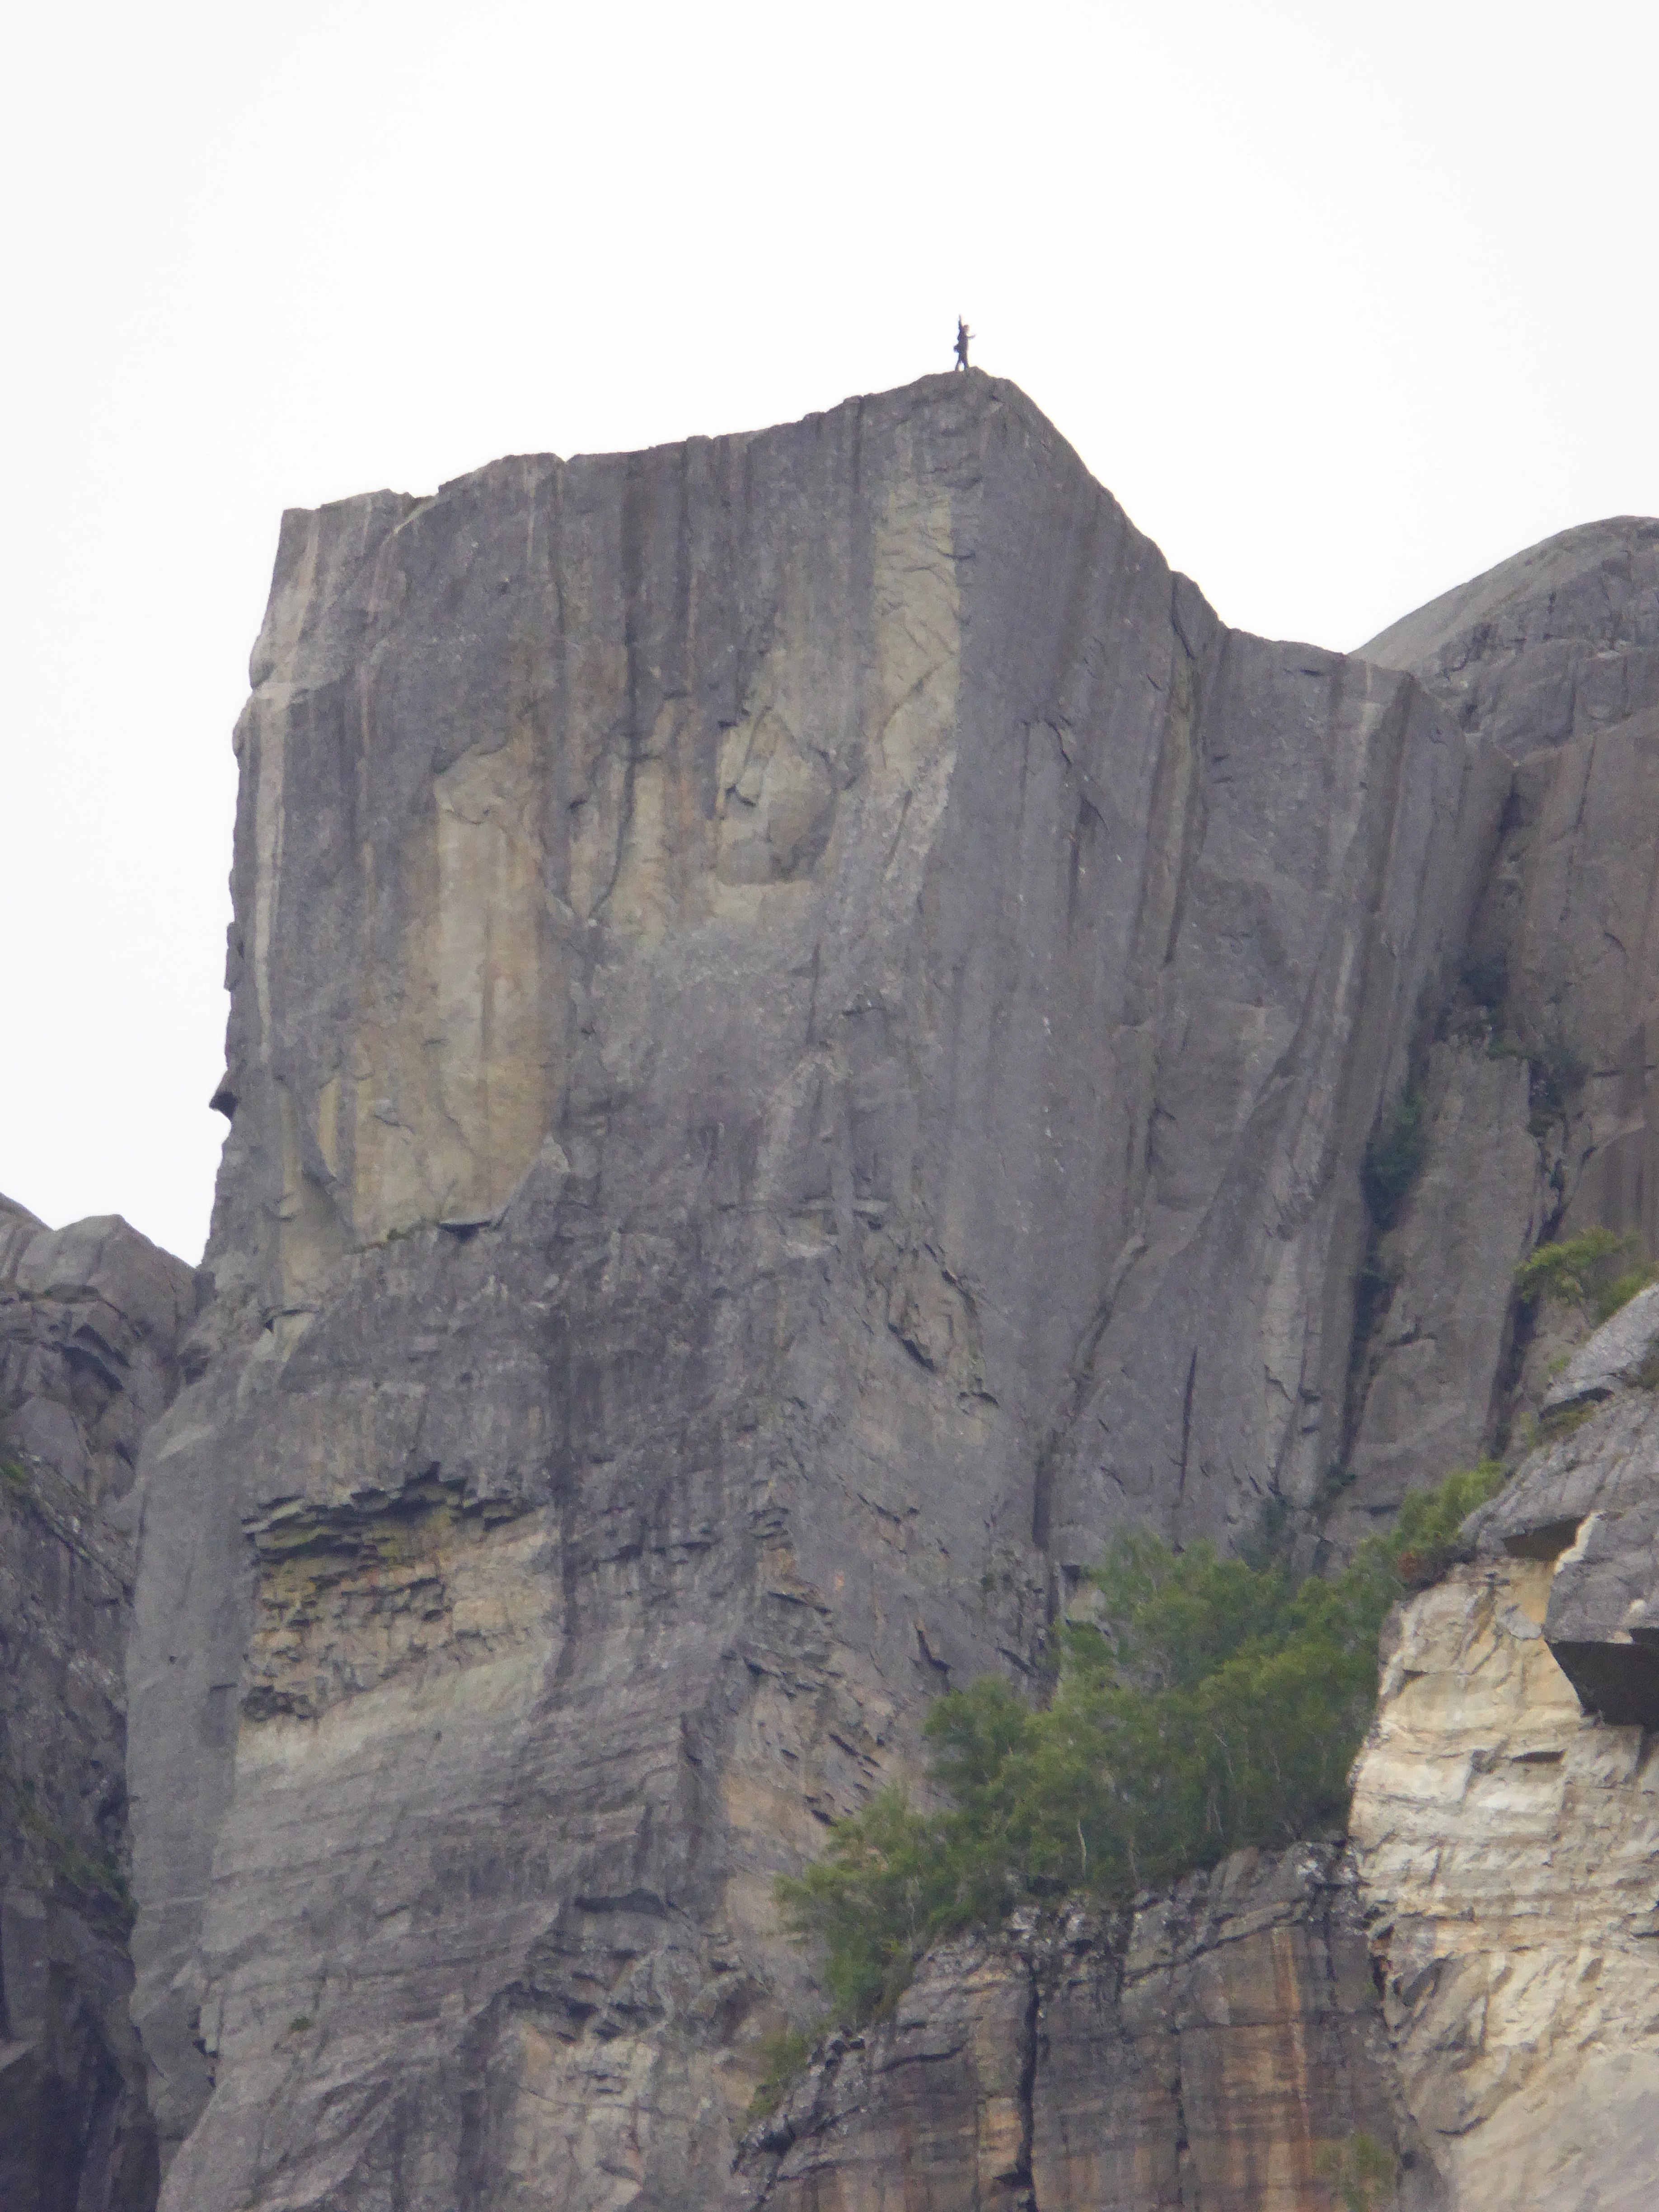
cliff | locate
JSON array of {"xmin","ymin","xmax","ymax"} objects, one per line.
[
  {"xmin": 126, "ymin": 371, "xmax": 1509, "ymax": 2211},
  {"xmin": 5, "ymin": 374, "xmax": 1659, "ymax": 2208},
  {"xmin": 1347, "ymin": 1292, "xmax": 1659, "ymax": 2210},
  {"xmin": 736, "ymin": 1850, "xmax": 1442, "ymax": 2212},
  {"xmin": 1332, "ymin": 516, "xmax": 1659, "ymax": 1535},
  {"xmin": 0, "ymin": 1199, "xmax": 196, "ymax": 2210},
  {"xmin": 752, "ymin": 1282, "xmax": 1659, "ymax": 2210}
]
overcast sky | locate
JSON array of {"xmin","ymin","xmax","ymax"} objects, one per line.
[{"xmin": 4, "ymin": 0, "xmax": 1656, "ymax": 1265}]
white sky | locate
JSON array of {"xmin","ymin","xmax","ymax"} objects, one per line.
[{"xmin": 4, "ymin": 0, "xmax": 1656, "ymax": 1265}]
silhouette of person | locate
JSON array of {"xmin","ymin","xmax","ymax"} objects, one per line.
[{"xmin": 954, "ymin": 319, "xmax": 971, "ymax": 371}]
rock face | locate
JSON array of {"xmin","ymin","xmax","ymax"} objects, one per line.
[
  {"xmin": 737, "ymin": 1848, "xmax": 1442, "ymax": 2212},
  {"xmin": 0, "ymin": 1195, "xmax": 196, "ymax": 2212},
  {"xmin": 1336, "ymin": 521, "xmax": 1659, "ymax": 1528},
  {"xmin": 0, "ymin": 370, "xmax": 1631, "ymax": 2208},
  {"xmin": 1543, "ymin": 1279, "xmax": 1659, "ymax": 1412},
  {"xmin": 1474, "ymin": 1364, "xmax": 1659, "ymax": 1729},
  {"xmin": 1350, "ymin": 1306, "xmax": 1659, "ymax": 2207},
  {"xmin": 126, "ymin": 371, "xmax": 1523, "ymax": 2212},
  {"xmin": 773, "ymin": 1298, "xmax": 1659, "ymax": 2212},
  {"xmin": 1364, "ymin": 518, "xmax": 1659, "ymax": 759}
]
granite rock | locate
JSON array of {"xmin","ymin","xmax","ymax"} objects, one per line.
[
  {"xmin": 1543, "ymin": 1279, "xmax": 1659, "ymax": 1410},
  {"xmin": 1364, "ymin": 517, "xmax": 1659, "ymax": 758},
  {"xmin": 1466, "ymin": 1375, "xmax": 1659, "ymax": 1728},
  {"xmin": 1329, "ymin": 519, "xmax": 1659, "ymax": 1524},
  {"xmin": 1351, "ymin": 1335, "xmax": 1659, "ymax": 2206},
  {"xmin": 1340, "ymin": 1037, "xmax": 1538, "ymax": 1514},
  {"xmin": 0, "ymin": 1195, "xmax": 196, "ymax": 2212},
  {"xmin": 125, "ymin": 373, "xmax": 1523, "ymax": 2210},
  {"xmin": 101, "ymin": 375, "xmax": 1659, "ymax": 2207}
]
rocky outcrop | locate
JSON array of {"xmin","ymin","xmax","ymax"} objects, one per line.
[
  {"xmin": 1364, "ymin": 518, "xmax": 1659, "ymax": 759},
  {"xmin": 0, "ymin": 1195, "xmax": 196, "ymax": 2212},
  {"xmin": 1350, "ymin": 1292, "xmax": 1659, "ymax": 2209},
  {"xmin": 1474, "ymin": 1369, "xmax": 1659, "ymax": 1728},
  {"xmin": 756, "ymin": 1296, "xmax": 1659, "ymax": 2212},
  {"xmin": 738, "ymin": 1848, "xmax": 1442, "ymax": 2212},
  {"xmin": 1543, "ymin": 1279, "xmax": 1659, "ymax": 1411}
]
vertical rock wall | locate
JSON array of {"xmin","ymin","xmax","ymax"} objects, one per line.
[
  {"xmin": 112, "ymin": 372, "xmax": 1659, "ymax": 2206},
  {"xmin": 1336, "ymin": 521, "xmax": 1659, "ymax": 1527},
  {"xmin": 125, "ymin": 373, "xmax": 1505, "ymax": 2210},
  {"xmin": 0, "ymin": 1197, "xmax": 196, "ymax": 2212},
  {"xmin": 736, "ymin": 1850, "xmax": 1442, "ymax": 2212},
  {"xmin": 1351, "ymin": 1337, "xmax": 1659, "ymax": 2207}
]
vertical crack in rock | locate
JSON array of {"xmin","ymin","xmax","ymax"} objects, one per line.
[
  {"xmin": 1017, "ymin": 1950, "xmax": 1042, "ymax": 2212},
  {"xmin": 1175, "ymin": 1344, "xmax": 1198, "ymax": 1532},
  {"xmin": 1171, "ymin": 2014, "xmax": 1193, "ymax": 2208}
]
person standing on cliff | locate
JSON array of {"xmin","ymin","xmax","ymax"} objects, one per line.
[{"xmin": 954, "ymin": 318, "xmax": 971, "ymax": 370}]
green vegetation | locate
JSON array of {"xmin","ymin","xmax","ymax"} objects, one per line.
[
  {"xmin": 286, "ymin": 2015, "xmax": 314, "ymax": 2034},
  {"xmin": 745, "ymin": 2025, "xmax": 814, "ymax": 2121},
  {"xmin": 1515, "ymin": 1227, "xmax": 1621, "ymax": 1303},
  {"xmin": 0, "ymin": 1754, "xmax": 135, "ymax": 1928},
  {"xmin": 1316, "ymin": 2131, "xmax": 1398, "ymax": 2212},
  {"xmin": 1386, "ymin": 1459, "xmax": 1504, "ymax": 1585},
  {"xmin": 1540, "ymin": 1400, "xmax": 1599, "ymax": 1444},
  {"xmin": 1598, "ymin": 1268, "xmax": 1657, "ymax": 1321},
  {"xmin": 1514, "ymin": 1228, "xmax": 1656, "ymax": 1321},
  {"xmin": 1528, "ymin": 1032, "xmax": 1588, "ymax": 1134},
  {"xmin": 0, "ymin": 1457, "xmax": 28, "ymax": 1491},
  {"xmin": 1360, "ymin": 1086, "xmax": 1428, "ymax": 1229},
  {"xmin": 777, "ymin": 1464, "xmax": 1504, "ymax": 2029}
]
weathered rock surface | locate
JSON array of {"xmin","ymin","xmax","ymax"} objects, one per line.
[
  {"xmin": 1350, "ymin": 1308, "xmax": 1659, "ymax": 2207},
  {"xmin": 738, "ymin": 1849, "xmax": 1441, "ymax": 2212},
  {"xmin": 1364, "ymin": 518, "xmax": 1659, "ymax": 759},
  {"xmin": 0, "ymin": 1194, "xmax": 196, "ymax": 2212},
  {"xmin": 45, "ymin": 368, "xmax": 1651, "ymax": 2210},
  {"xmin": 126, "ymin": 371, "xmax": 1528, "ymax": 2211},
  {"xmin": 1326, "ymin": 518, "xmax": 1659, "ymax": 1530},
  {"xmin": 1340, "ymin": 1036, "xmax": 1537, "ymax": 1512},
  {"xmin": 1472, "ymin": 1320, "xmax": 1659, "ymax": 1729},
  {"xmin": 1544, "ymin": 1278, "xmax": 1659, "ymax": 1411},
  {"xmin": 744, "ymin": 1336, "xmax": 1659, "ymax": 2211}
]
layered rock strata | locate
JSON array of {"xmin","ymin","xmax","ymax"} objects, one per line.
[
  {"xmin": 0, "ymin": 1195, "xmax": 196, "ymax": 2212},
  {"xmin": 736, "ymin": 1847, "xmax": 1442, "ymax": 2212},
  {"xmin": 750, "ymin": 1295, "xmax": 1659, "ymax": 2212},
  {"xmin": 1351, "ymin": 1326, "xmax": 1659, "ymax": 2208},
  {"xmin": 127, "ymin": 372, "xmax": 1505, "ymax": 2210}
]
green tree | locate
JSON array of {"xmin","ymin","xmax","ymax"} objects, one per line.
[
  {"xmin": 1514, "ymin": 1227, "xmax": 1654, "ymax": 1322},
  {"xmin": 777, "ymin": 1463, "xmax": 1503, "ymax": 2028}
]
